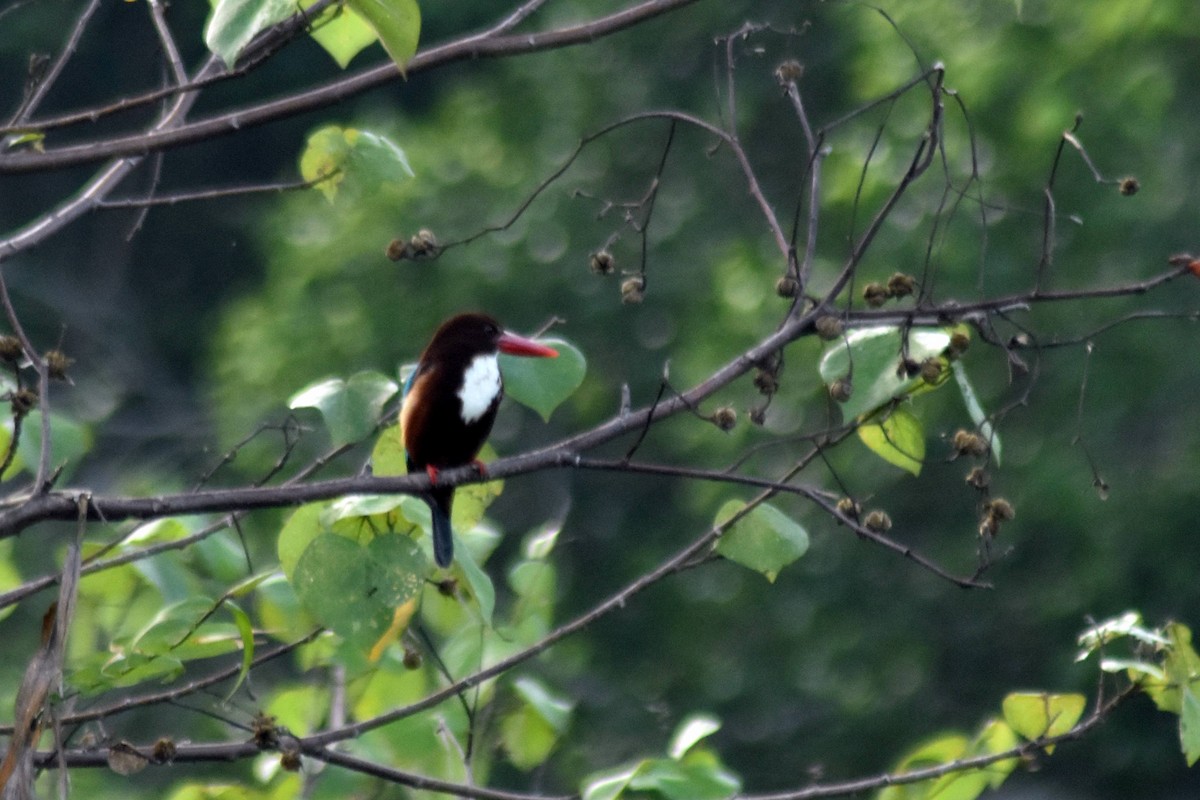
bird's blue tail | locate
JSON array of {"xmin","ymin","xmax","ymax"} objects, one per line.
[{"xmin": 429, "ymin": 486, "xmax": 455, "ymax": 567}]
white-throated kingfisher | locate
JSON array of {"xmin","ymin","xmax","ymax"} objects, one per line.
[{"xmin": 401, "ymin": 313, "xmax": 558, "ymax": 567}]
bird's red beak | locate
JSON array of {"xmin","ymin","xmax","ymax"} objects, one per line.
[{"xmin": 497, "ymin": 331, "xmax": 558, "ymax": 358}]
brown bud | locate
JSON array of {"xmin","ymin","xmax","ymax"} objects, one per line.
[
  {"xmin": 775, "ymin": 276, "xmax": 799, "ymax": 298},
  {"xmin": 385, "ymin": 238, "xmax": 410, "ymax": 261},
  {"xmin": 10, "ymin": 388, "xmax": 37, "ymax": 417},
  {"xmin": 919, "ymin": 357, "xmax": 943, "ymax": 385},
  {"xmin": 589, "ymin": 250, "xmax": 615, "ymax": 275},
  {"xmin": 835, "ymin": 497, "xmax": 861, "ymax": 522},
  {"xmin": 952, "ymin": 429, "xmax": 989, "ymax": 458},
  {"xmin": 152, "ymin": 738, "xmax": 177, "ymax": 764},
  {"xmin": 620, "ymin": 275, "xmax": 645, "ymax": 304},
  {"xmin": 45, "ymin": 349, "xmax": 73, "ymax": 381},
  {"xmin": 280, "ymin": 749, "xmax": 302, "ymax": 772},
  {"xmin": 712, "ymin": 405, "xmax": 737, "ymax": 431},
  {"xmin": 814, "ymin": 315, "xmax": 844, "ymax": 341},
  {"xmin": 829, "ymin": 377, "xmax": 853, "ymax": 403},
  {"xmin": 863, "ymin": 509, "xmax": 892, "ymax": 533},
  {"xmin": 436, "ymin": 577, "xmax": 458, "ymax": 597},
  {"xmin": 748, "ymin": 406, "xmax": 767, "ymax": 426},
  {"xmin": 886, "ymin": 272, "xmax": 916, "ymax": 298},
  {"xmin": 1118, "ymin": 176, "xmax": 1139, "ymax": 196},
  {"xmin": 947, "ymin": 330, "xmax": 970, "ymax": 359},
  {"xmin": 251, "ymin": 712, "xmax": 278, "ymax": 749},
  {"xmin": 863, "ymin": 282, "xmax": 889, "ymax": 308},
  {"xmin": 984, "ymin": 498, "xmax": 1015, "ymax": 521},
  {"xmin": 402, "ymin": 645, "xmax": 423, "ymax": 670},
  {"xmin": 0, "ymin": 335, "xmax": 22, "ymax": 363},
  {"xmin": 965, "ymin": 466, "xmax": 989, "ymax": 490},
  {"xmin": 753, "ymin": 368, "xmax": 778, "ymax": 395},
  {"xmin": 774, "ymin": 60, "xmax": 804, "ymax": 84}
]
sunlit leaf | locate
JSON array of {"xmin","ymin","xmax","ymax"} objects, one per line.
[
  {"xmin": 669, "ymin": 713, "xmax": 721, "ymax": 759},
  {"xmin": 1001, "ymin": 692, "xmax": 1086, "ymax": 751},
  {"xmin": 500, "ymin": 337, "xmax": 586, "ymax": 422},
  {"xmin": 630, "ymin": 752, "xmax": 741, "ymax": 800},
  {"xmin": 502, "ymin": 676, "xmax": 574, "ymax": 770},
  {"xmin": 974, "ymin": 719, "xmax": 1019, "ymax": 789},
  {"xmin": 345, "ymin": 0, "xmax": 420, "ymax": 73},
  {"xmin": 714, "ymin": 500, "xmax": 809, "ymax": 582},
  {"xmin": 857, "ymin": 406, "xmax": 925, "ymax": 475},
  {"xmin": 306, "ymin": 2, "xmax": 378, "ymax": 68}
]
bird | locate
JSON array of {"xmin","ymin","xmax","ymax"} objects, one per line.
[{"xmin": 400, "ymin": 313, "xmax": 558, "ymax": 567}]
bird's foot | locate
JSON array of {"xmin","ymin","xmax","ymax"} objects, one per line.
[
  {"xmin": 470, "ymin": 459, "xmax": 488, "ymax": 477},
  {"xmin": 425, "ymin": 465, "xmax": 441, "ymax": 485}
]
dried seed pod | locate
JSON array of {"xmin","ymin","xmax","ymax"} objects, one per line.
[
  {"xmin": 814, "ymin": 315, "xmax": 844, "ymax": 341},
  {"xmin": 863, "ymin": 282, "xmax": 889, "ymax": 308}
]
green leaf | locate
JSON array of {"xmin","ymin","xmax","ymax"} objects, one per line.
[
  {"xmin": 512, "ymin": 675, "xmax": 574, "ymax": 733},
  {"xmin": 454, "ymin": 538, "xmax": 496, "ymax": 625},
  {"xmin": 278, "ymin": 502, "xmax": 329, "ymax": 581},
  {"xmin": 878, "ymin": 733, "xmax": 972, "ymax": 800},
  {"xmin": 857, "ymin": 405, "xmax": 925, "ymax": 475},
  {"xmin": 223, "ymin": 599, "xmax": 255, "ymax": 701},
  {"xmin": 1141, "ymin": 623, "xmax": 1200, "ymax": 713},
  {"xmin": 370, "ymin": 422, "xmax": 408, "ymax": 476},
  {"xmin": 973, "ymin": 719, "xmax": 1019, "ymax": 789},
  {"xmin": 345, "ymin": 0, "xmax": 420, "ymax": 73},
  {"xmin": 1001, "ymin": 692, "xmax": 1086, "ymax": 751},
  {"xmin": 298, "ymin": 125, "xmax": 413, "ymax": 202},
  {"xmin": 306, "ymin": 3, "xmax": 378, "ymax": 68},
  {"xmin": 18, "ymin": 411, "xmax": 92, "ymax": 482},
  {"xmin": 952, "ymin": 361, "xmax": 1002, "ymax": 466},
  {"xmin": 714, "ymin": 500, "xmax": 809, "ymax": 582},
  {"xmin": 0, "ymin": 540, "xmax": 20, "ymax": 622},
  {"xmin": 205, "ymin": 0, "xmax": 294, "ymax": 68},
  {"xmin": 630, "ymin": 753, "xmax": 741, "ymax": 800},
  {"xmin": 669, "ymin": 713, "xmax": 721, "ymax": 759},
  {"xmin": 1181, "ymin": 687, "xmax": 1200, "ymax": 766},
  {"xmin": 291, "ymin": 531, "xmax": 426, "ymax": 649},
  {"xmin": 502, "ymin": 677, "xmax": 574, "ymax": 770},
  {"xmin": 500, "ymin": 337, "xmax": 586, "ymax": 422},
  {"xmin": 501, "ymin": 697, "xmax": 559, "ymax": 770},
  {"xmin": 818, "ymin": 326, "xmax": 951, "ymax": 421},
  {"xmin": 289, "ymin": 371, "xmax": 398, "ymax": 447},
  {"xmin": 581, "ymin": 761, "xmax": 644, "ymax": 800}
]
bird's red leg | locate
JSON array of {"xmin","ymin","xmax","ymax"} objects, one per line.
[
  {"xmin": 425, "ymin": 465, "xmax": 441, "ymax": 484},
  {"xmin": 470, "ymin": 459, "xmax": 488, "ymax": 476}
]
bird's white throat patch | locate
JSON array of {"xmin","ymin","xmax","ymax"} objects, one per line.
[{"xmin": 457, "ymin": 353, "xmax": 502, "ymax": 424}]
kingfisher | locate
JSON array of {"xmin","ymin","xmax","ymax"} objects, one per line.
[{"xmin": 401, "ymin": 313, "xmax": 558, "ymax": 567}]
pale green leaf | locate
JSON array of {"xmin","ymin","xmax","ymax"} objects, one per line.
[
  {"xmin": 500, "ymin": 337, "xmax": 585, "ymax": 422},
  {"xmin": 345, "ymin": 0, "xmax": 420, "ymax": 73},
  {"xmin": 818, "ymin": 326, "xmax": 951, "ymax": 421},
  {"xmin": 205, "ymin": 0, "xmax": 294, "ymax": 68},
  {"xmin": 223, "ymin": 599, "xmax": 255, "ymax": 701},
  {"xmin": 669, "ymin": 713, "xmax": 721, "ymax": 759},
  {"xmin": 289, "ymin": 370, "xmax": 398, "ymax": 446},
  {"xmin": 1001, "ymin": 692, "xmax": 1086, "ymax": 750},
  {"xmin": 714, "ymin": 500, "xmax": 809, "ymax": 582},
  {"xmin": 1181, "ymin": 688, "xmax": 1200, "ymax": 766},
  {"xmin": 857, "ymin": 405, "xmax": 925, "ymax": 475},
  {"xmin": 307, "ymin": 3, "xmax": 378, "ymax": 68}
]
